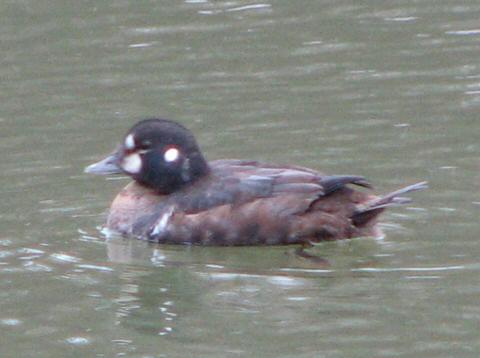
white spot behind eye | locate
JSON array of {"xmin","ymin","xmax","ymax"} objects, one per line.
[
  {"xmin": 125, "ymin": 134, "xmax": 135, "ymax": 150},
  {"xmin": 121, "ymin": 153, "xmax": 142, "ymax": 174},
  {"xmin": 164, "ymin": 147, "xmax": 180, "ymax": 162}
]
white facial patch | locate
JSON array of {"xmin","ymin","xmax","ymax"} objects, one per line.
[
  {"xmin": 124, "ymin": 134, "xmax": 135, "ymax": 150},
  {"xmin": 164, "ymin": 147, "xmax": 180, "ymax": 162},
  {"xmin": 121, "ymin": 153, "xmax": 142, "ymax": 174}
]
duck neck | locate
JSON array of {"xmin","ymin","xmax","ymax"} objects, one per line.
[
  {"xmin": 188, "ymin": 151, "xmax": 210, "ymax": 183},
  {"xmin": 148, "ymin": 151, "xmax": 210, "ymax": 195}
]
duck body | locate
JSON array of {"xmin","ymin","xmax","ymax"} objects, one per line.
[{"xmin": 86, "ymin": 119, "xmax": 426, "ymax": 246}]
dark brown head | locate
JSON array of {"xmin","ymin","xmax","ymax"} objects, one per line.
[{"xmin": 85, "ymin": 118, "xmax": 210, "ymax": 193}]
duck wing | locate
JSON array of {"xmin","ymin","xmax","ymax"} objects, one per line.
[
  {"xmin": 139, "ymin": 160, "xmax": 372, "ymax": 245},
  {"xmin": 172, "ymin": 160, "xmax": 371, "ymax": 212}
]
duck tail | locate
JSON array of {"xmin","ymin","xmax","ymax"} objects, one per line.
[{"xmin": 352, "ymin": 181, "xmax": 428, "ymax": 227}]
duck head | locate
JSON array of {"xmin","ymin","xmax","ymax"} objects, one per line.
[{"xmin": 85, "ymin": 118, "xmax": 210, "ymax": 194}]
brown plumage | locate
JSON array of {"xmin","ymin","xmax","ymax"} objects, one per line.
[{"xmin": 85, "ymin": 119, "xmax": 427, "ymax": 246}]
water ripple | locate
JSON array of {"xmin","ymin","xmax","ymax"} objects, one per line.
[
  {"xmin": 226, "ymin": 4, "xmax": 271, "ymax": 12},
  {"xmin": 446, "ymin": 29, "xmax": 480, "ymax": 36},
  {"xmin": 352, "ymin": 265, "xmax": 465, "ymax": 273}
]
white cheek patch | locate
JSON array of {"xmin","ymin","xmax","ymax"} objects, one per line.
[
  {"xmin": 124, "ymin": 134, "xmax": 135, "ymax": 150},
  {"xmin": 121, "ymin": 153, "xmax": 142, "ymax": 174},
  {"xmin": 164, "ymin": 147, "xmax": 180, "ymax": 162}
]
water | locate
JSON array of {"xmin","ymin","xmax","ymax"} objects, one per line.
[{"xmin": 1, "ymin": 1, "xmax": 480, "ymax": 356}]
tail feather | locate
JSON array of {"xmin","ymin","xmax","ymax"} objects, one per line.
[
  {"xmin": 320, "ymin": 175, "xmax": 372, "ymax": 196},
  {"xmin": 352, "ymin": 181, "xmax": 428, "ymax": 226}
]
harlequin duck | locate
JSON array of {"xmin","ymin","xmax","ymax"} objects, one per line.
[{"xmin": 85, "ymin": 118, "xmax": 427, "ymax": 246}]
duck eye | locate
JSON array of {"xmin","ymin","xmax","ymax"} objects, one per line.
[{"xmin": 138, "ymin": 140, "xmax": 152, "ymax": 150}]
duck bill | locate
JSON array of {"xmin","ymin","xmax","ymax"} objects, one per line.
[{"xmin": 84, "ymin": 150, "xmax": 123, "ymax": 175}]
